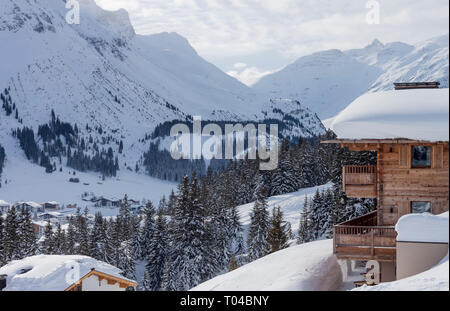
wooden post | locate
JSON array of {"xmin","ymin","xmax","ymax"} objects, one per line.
[
  {"xmin": 371, "ymin": 229, "xmax": 375, "ymax": 257},
  {"xmin": 333, "ymin": 227, "xmax": 336, "ymax": 254}
]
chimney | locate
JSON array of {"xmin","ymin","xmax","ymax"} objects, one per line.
[{"xmin": 394, "ymin": 82, "xmax": 440, "ymax": 90}]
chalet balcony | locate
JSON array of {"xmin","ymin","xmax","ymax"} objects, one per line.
[
  {"xmin": 333, "ymin": 211, "xmax": 397, "ymax": 262},
  {"xmin": 343, "ymin": 165, "xmax": 377, "ymax": 198}
]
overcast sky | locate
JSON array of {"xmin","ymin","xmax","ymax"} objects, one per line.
[{"xmin": 94, "ymin": 0, "xmax": 449, "ymax": 85}]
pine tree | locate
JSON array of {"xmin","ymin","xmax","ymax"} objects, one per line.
[
  {"xmin": 297, "ymin": 196, "xmax": 311, "ymax": 244},
  {"xmin": 142, "ymin": 209, "xmax": 167, "ymax": 291},
  {"xmin": 40, "ymin": 221, "xmax": 55, "ymax": 254},
  {"xmin": 267, "ymin": 206, "xmax": 292, "ymax": 254},
  {"xmin": 3, "ymin": 207, "xmax": 21, "ymax": 261},
  {"xmin": 18, "ymin": 208, "xmax": 37, "ymax": 258},
  {"xmin": 271, "ymin": 138, "xmax": 298, "ymax": 196},
  {"xmin": 66, "ymin": 217, "xmax": 76, "ymax": 255},
  {"xmin": 54, "ymin": 223, "xmax": 66, "ymax": 254},
  {"xmin": 0, "ymin": 216, "xmax": 5, "ymax": 266},
  {"xmin": 247, "ymin": 186, "xmax": 270, "ymax": 262},
  {"xmin": 140, "ymin": 201, "xmax": 156, "ymax": 260}
]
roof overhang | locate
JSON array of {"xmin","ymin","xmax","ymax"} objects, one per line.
[
  {"xmin": 65, "ymin": 269, "xmax": 138, "ymax": 291},
  {"xmin": 321, "ymin": 139, "xmax": 449, "ymax": 151}
]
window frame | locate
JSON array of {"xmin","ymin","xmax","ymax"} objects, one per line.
[
  {"xmin": 410, "ymin": 201, "xmax": 432, "ymax": 214},
  {"xmin": 411, "ymin": 145, "xmax": 432, "ymax": 168}
]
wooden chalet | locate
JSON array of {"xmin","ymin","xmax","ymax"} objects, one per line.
[
  {"xmin": 323, "ymin": 83, "xmax": 449, "ymax": 282},
  {"xmin": 65, "ymin": 268, "xmax": 138, "ymax": 291}
]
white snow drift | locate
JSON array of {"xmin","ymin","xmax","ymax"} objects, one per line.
[
  {"xmin": 191, "ymin": 239, "xmax": 342, "ymax": 291},
  {"xmin": 355, "ymin": 254, "xmax": 449, "ymax": 291}
]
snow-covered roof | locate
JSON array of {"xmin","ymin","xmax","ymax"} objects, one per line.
[
  {"xmin": 0, "ymin": 199, "xmax": 10, "ymax": 206},
  {"xmin": 43, "ymin": 201, "xmax": 59, "ymax": 205},
  {"xmin": 0, "ymin": 255, "xmax": 133, "ymax": 291},
  {"xmin": 396, "ymin": 212, "xmax": 449, "ymax": 243},
  {"xmin": 15, "ymin": 201, "xmax": 42, "ymax": 208},
  {"xmin": 329, "ymin": 88, "xmax": 449, "ymax": 141}
]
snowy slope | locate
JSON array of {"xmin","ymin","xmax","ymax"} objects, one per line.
[
  {"xmin": 0, "ymin": 0, "xmax": 327, "ymax": 206},
  {"xmin": 0, "ymin": 255, "xmax": 133, "ymax": 291},
  {"xmin": 0, "ymin": 0, "xmax": 264, "ymax": 129},
  {"xmin": 355, "ymin": 254, "xmax": 449, "ymax": 291},
  {"xmin": 237, "ymin": 183, "xmax": 332, "ymax": 236},
  {"xmin": 253, "ymin": 35, "xmax": 449, "ymax": 119},
  {"xmin": 191, "ymin": 239, "xmax": 342, "ymax": 291}
]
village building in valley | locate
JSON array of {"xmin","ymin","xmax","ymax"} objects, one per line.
[{"xmin": 324, "ymin": 83, "xmax": 449, "ymax": 284}]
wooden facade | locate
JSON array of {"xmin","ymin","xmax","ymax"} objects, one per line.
[{"xmin": 323, "ymin": 139, "xmax": 449, "ymax": 262}]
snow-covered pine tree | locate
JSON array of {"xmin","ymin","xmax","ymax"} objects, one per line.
[
  {"xmin": 271, "ymin": 138, "xmax": 298, "ymax": 196},
  {"xmin": 77, "ymin": 208, "xmax": 90, "ymax": 256},
  {"xmin": 18, "ymin": 208, "xmax": 37, "ymax": 258},
  {"xmin": 53, "ymin": 223, "xmax": 66, "ymax": 254},
  {"xmin": 40, "ymin": 221, "xmax": 55, "ymax": 254},
  {"xmin": 247, "ymin": 186, "xmax": 270, "ymax": 262},
  {"xmin": 267, "ymin": 206, "xmax": 292, "ymax": 253},
  {"xmin": 89, "ymin": 212, "xmax": 106, "ymax": 260},
  {"xmin": 3, "ymin": 206, "xmax": 20, "ymax": 261},
  {"xmin": 142, "ymin": 208, "xmax": 167, "ymax": 291},
  {"xmin": 0, "ymin": 216, "xmax": 6, "ymax": 265},
  {"xmin": 140, "ymin": 201, "xmax": 156, "ymax": 261},
  {"xmin": 65, "ymin": 217, "xmax": 76, "ymax": 255},
  {"xmin": 160, "ymin": 255, "xmax": 177, "ymax": 291},
  {"xmin": 297, "ymin": 198, "xmax": 311, "ymax": 245}
]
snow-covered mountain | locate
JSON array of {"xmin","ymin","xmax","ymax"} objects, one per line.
[
  {"xmin": 253, "ymin": 34, "xmax": 449, "ymax": 119},
  {"xmin": 0, "ymin": 0, "xmax": 326, "ymax": 198}
]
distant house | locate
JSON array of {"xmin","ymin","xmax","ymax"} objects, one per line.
[
  {"xmin": 14, "ymin": 202, "xmax": 44, "ymax": 213},
  {"xmin": 42, "ymin": 201, "xmax": 60, "ymax": 210},
  {"xmin": 31, "ymin": 221, "xmax": 47, "ymax": 236},
  {"xmin": 66, "ymin": 204, "xmax": 77, "ymax": 209},
  {"xmin": 94, "ymin": 197, "xmax": 121, "ymax": 208},
  {"xmin": 0, "ymin": 255, "xmax": 138, "ymax": 291},
  {"xmin": 0, "ymin": 200, "xmax": 10, "ymax": 213}
]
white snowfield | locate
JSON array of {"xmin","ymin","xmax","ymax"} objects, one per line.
[
  {"xmin": 330, "ymin": 88, "xmax": 449, "ymax": 141},
  {"xmin": 396, "ymin": 212, "xmax": 449, "ymax": 243},
  {"xmin": 0, "ymin": 255, "xmax": 131, "ymax": 291},
  {"xmin": 191, "ymin": 239, "xmax": 342, "ymax": 291},
  {"xmin": 355, "ymin": 254, "xmax": 449, "ymax": 292}
]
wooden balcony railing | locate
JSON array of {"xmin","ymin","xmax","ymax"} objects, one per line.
[
  {"xmin": 333, "ymin": 211, "xmax": 397, "ymax": 261},
  {"xmin": 343, "ymin": 165, "xmax": 377, "ymax": 198}
]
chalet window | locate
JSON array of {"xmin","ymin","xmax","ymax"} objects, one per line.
[
  {"xmin": 411, "ymin": 201, "xmax": 431, "ymax": 214},
  {"xmin": 411, "ymin": 146, "xmax": 431, "ymax": 168}
]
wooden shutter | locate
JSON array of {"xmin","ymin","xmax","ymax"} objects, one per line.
[
  {"xmin": 432, "ymin": 145, "xmax": 443, "ymax": 169},
  {"xmin": 399, "ymin": 145, "xmax": 409, "ymax": 168}
]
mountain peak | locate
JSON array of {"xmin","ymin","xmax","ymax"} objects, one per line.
[{"xmin": 367, "ymin": 39, "xmax": 384, "ymax": 50}]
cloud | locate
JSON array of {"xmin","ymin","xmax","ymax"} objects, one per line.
[
  {"xmin": 93, "ymin": 0, "xmax": 449, "ymax": 73},
  {"xmin": 227, "ymin": 66, "xmax": 280, "ymax": 86}
]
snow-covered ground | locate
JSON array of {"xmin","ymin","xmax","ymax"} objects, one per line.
[
  {"xmin": 0, "ymin": 147, "xmax": 176, "ymax": 214},
  {"xmin": 191, "ymin": 239, "xmax": 342, "ymax": 291},
  {"xmin": 237, "ymin": 183, "xmax": 332, "ymax": 236},
  {"xmin": 355, "ymin": 254, "xmax": 449, "ymax": 291}
]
